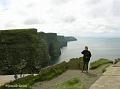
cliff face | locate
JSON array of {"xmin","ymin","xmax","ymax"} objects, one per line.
[
  {"xmin": 46, "ymin": 33, "xmax": 61, "ymax": 60},
  {"xmin": 57, "ymin": 36, "xmax": 67, "ymax": 47},
  {"xmin": 0, "ymin": 29, "xmax": 50, "ymax": 74},
  {"xmin": 37, "ymin": 32, "xmax": 50, "ymax": 67},
  {"xmin": 0, "ymin": 29, "xmax": 77, "ymax": 74},
  {"xmin": 38, "ymin": 32, "xmax": 67, "ymax": 61}
]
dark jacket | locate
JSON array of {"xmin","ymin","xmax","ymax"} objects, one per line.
[{"xmin": 81, "ymin": 50, "xmax": 91, "ymax": 61}]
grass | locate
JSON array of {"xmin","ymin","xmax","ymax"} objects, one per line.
[
  {"xmin": 90, "ymin": 58, "xmax": 113, "ymax": 69},
  {"xmin": 0, "ymin": 62, "xmax": 68, "ymax": 89},
  {"xmin": 0, "ymin": 75, "xmax": 35, "ymax": 89},
  {"xmin": 53, "ymin": 77, "xmax": 84, "ymax": 89}
]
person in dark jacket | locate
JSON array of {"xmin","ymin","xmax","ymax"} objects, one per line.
[{"xmin": 81, "ymin": 46, "xmax": 91, "ymax": 73}]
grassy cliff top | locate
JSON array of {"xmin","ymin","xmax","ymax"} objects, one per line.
[{"xmin": 0, "ymin": 28, "xmax": 38, "ymax": 44}]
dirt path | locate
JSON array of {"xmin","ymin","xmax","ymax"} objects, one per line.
[{"xmin": 32, "ymin": 65, "xmax": 108, "ymax": 89}]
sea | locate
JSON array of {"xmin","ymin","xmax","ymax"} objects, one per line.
[{"xmin": 56, "ymin": 37, "xmax": 120, "ymax": 63}]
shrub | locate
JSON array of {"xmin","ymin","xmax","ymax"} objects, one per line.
[
  {"xmin": 0, "ymin": 75, "xmax": 35, "ymax": 89},
  {"xmin": 34, "ymin": 61, "xmax": 68, "ymax": 82},
  {"xmin": 0, "ymin": 62, "xmax": 68, "ymax": 89},
  {"xmin": 67, "ymin": 57, "xmax": 83, "ymax": 70},
  {"xmin": 90, "ymin": 58, "xmax": 113, "ymax": 69}
]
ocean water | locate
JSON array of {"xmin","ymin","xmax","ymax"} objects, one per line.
[{"xmin": 57, "ymin": 37, "xmax": 120, "ymax": 63}]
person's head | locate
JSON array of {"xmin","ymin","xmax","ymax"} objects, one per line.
[{"xmin": 85, "ymin": 46, "xmax": 88, "ymax": 50}]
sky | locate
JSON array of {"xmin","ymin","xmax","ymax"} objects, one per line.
[{"xmin": 0, "ymin": 0, "xmax": 120, "ymax": 37}]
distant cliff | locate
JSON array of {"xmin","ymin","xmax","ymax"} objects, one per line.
[
  {"xmin": 57, "ymin": 36, "xmax": 67, "ymax": 47},
  {"xmin": 64, "ymin": 36, "xmax": 77, "ymax": 41},
  {"xmin": 38, "ymin": 32, "xmax": 61, "ymax": 61},
  {"xmin": 0, "ymin": 29, "xmax": 77, "ymax": 74}
]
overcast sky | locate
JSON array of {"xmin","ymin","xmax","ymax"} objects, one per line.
[{"xmin": 0, "ymin": 0, "xmax": 120, "ymax": 37}]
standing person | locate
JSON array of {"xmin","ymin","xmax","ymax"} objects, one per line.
[{"xmin": 81, "ymin": 46, "xmax": 91, "ymax": 73}]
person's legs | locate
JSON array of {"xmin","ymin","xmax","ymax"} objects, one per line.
[
  {"xmin": 82, "ymin": 60, "xmax": 86, "ymax": 72},
  {"xmin": 86, "ymin": 60, "xmax": 90, "ymax": 73},
  {"xmin": 86, "ymin": 61, "xmax": 88, "ymax": 72}
]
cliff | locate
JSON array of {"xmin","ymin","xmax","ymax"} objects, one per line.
[
  {"xmin": 46, "ymin": 33, "xmax": 61, "ymax": 60},
  {"xmin": 0, "ymin": 29, "xmax": 76, "ymax": 74},
  {"xmin": 57, "ymin": 36, "xmax": 67, "ymax": 47},
  {"xmin": 64, "ymin": 36, "xmax": 77, "ymax": 41},
  {"xmin": 0, "ymin": 29, "xmax": 50, "ymax": 74},
  {"xmin": 38, "ymin": 33, "xmax": 78, "ymax": 61}
]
